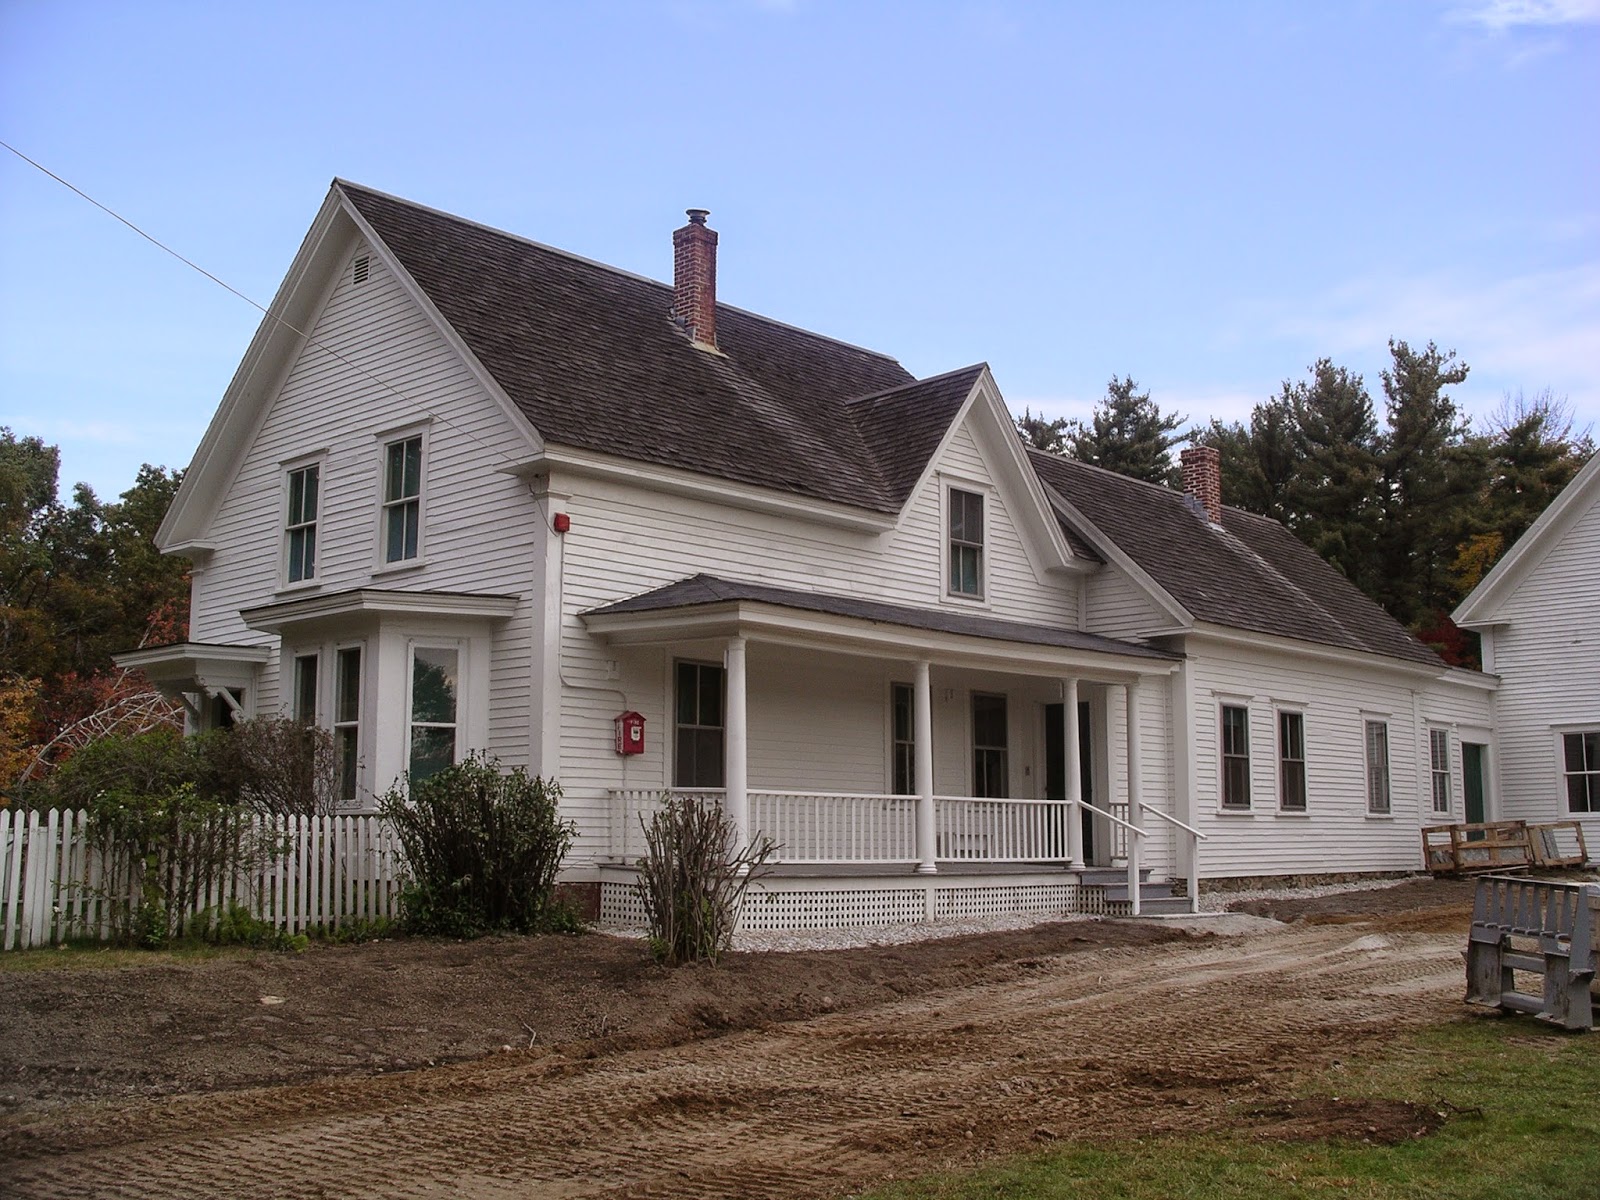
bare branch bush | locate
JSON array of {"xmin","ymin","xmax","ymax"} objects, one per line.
[{"xmin": 635, "ymin": 793, "xmax": 775, "ymax": 965}]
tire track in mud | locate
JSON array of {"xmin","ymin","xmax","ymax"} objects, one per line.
[{"xmin": 2, "ymin": 926, "xmax": 1469, "ymax": 1199}]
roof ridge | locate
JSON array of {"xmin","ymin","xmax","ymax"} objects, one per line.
[
  {"xmin": 334, "ymin": 178, "xmax": 910, "ymax": 371},
  {"xmin": 844, "ymin": 362, "xmax": 988, "ymax": 406}
]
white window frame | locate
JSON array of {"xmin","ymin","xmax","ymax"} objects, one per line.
[
  {"xmin": 889, "ymin": 681, "xmax": 916, "ymax": 796},
  {"xmin": 374, "ymin": 423, "xmax": 430, "ymax": 572},
  {"xmin": 405, "ymin": 640, "xmax": 462, "ymax": 784},
  {"xmin": 1276, "ymin": 707, "xmax": 1308, "ymax": 814},
  {"xmin": 333, "ymin": 642, "xmax": 365, "ymax": 808},
  {"xmin": 1218, "ymin": 701, "xmax": 1252, "ymax": 811},
  {"xmin": 280, "ymin": 452, "xmax": 325, "ymax": 589},
  {"xmin": 1364, "ymin": 718, "xmax": 1392, "ymax": 816},
  {"xmin": 672, "ymin": 658, "xmax": 726, "ymax": 790},
  {"xmin": 971, "ymin": 691, "xmax": 1009, "ymax": 799},
  {"xmin": 1556, "ymin": 726, "xmax": 1600, "ymax": 815},
  {"xmin": 1428, "ymin": 727, "xmax": 1453, "ymax": 816},
  {"xmin": 291, "ymin": 651, "xmax": 320, "ymax": 723},
  {"xmin": 939, "ymin": 474, "xmax": 993, "ymax": 608}
]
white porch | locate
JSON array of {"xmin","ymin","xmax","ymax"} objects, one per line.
[{"xmin": 579, "ymin": 577, "xmax": 1205, "ymax": 925}]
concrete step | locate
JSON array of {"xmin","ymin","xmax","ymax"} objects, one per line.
[
  {"xmin": 1078, "ymin": 868, "xmax": 1152, "ymax": 886},
  {"xmin": 1129, "ymin": 895, "xmax": 1195, "ymax": 916},
  {"xmin": 1098, "ymin": 880, "xmax": 1174, "ymax": 903}
]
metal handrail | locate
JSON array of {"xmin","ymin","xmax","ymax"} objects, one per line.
[
  {"xmin": 1139, "ymin": 802, "xmax": 1208, "ymax": 841},
  {"xmin": 1079, "ymin": 798, "xmax": 1145, "ymax": 837}
]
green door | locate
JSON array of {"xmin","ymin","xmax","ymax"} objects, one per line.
[{"xmin": 1463, "ymin": 742, "xmax": 1487, "ymax": 825}]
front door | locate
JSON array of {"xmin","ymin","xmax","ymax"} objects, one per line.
[
  {"xmin": 1463, "ymin": 742, "xmax": 1488, "ymax": 825},
  {"xmin": 1045, "ymin": 701, "xmax": 1096, "ymax": 863}
]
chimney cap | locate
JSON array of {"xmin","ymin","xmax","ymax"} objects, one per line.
[{"xmin": 685, "ymin": 208, "xmax": 710, "ymax": 225}]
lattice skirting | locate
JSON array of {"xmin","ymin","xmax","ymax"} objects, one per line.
[{"xmin": 599, "ymin": 874, "xmax": 1104, "ymax": 931}]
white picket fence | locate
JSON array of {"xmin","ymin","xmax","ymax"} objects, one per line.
[{"xmin": 0, "ymin": 807, "xmax": 405, "ymax": 951}]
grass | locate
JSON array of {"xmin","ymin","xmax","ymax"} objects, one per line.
[{"xmin": 856, "ymin": 1016, "xmax": 1600, "ymax": 1200}]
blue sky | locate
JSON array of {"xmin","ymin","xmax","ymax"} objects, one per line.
[{"xmin": 2, "ymin": 0, "xmax": 1596, "ymax": 501}]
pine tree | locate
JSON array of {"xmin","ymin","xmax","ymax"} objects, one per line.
[
  {"xmin": 1195, "ymin": 395, "xmax": 1297, "ymax": 524},
  {"xmin": 1015, "ymin": 408, "xmax": 1070, "ymax": 454},
  {"xmin": 1067, "ymin": 376, "xmax": 1187, "ymax": 484},
  {"xmin": 1284, "ymin": 360, "xmax": 1383, "ymax": 592}
]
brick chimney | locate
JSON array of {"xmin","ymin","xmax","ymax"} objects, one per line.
[
  {"xmin": 1181, "ymin": 445, "xmax": 1224, "ymax": 525},
  {"xmin": 672, "ymin": 208, "xmax": 718, "ymax": 348}
]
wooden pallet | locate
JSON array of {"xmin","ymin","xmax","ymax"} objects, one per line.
[
  {"xmin": 1422, "ymin": 820, "xmax": 1588, "ymax": 875},
  {"xmin": 1466, "ymin": 874, "xmax": 1599, "ymax": 1032}
]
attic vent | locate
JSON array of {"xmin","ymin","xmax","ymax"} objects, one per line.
[{"xmin": 353, "ymin": 254, "xmax": 371, "ymax": 285}]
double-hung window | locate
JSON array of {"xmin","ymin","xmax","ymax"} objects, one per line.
[
  {"xmin": 1221, "ymin": 705, "xmax": 1251, "ymax": 809},
  {"xmin": 972, "ymin": 693, "xmax": 1008, "ymax": 798},
  {"xmin": 1562, "ymin": 731, "xmax": 1599, "ymax": 813},
  {"xmin": 948, "ymin": 488, "xmax": 984, "ymax": 598},
  {"xmin": 292, "ymin": 653, "xmax": 319, "ymax": 723},
  {"xmin": 383, "ymin": 435, "xmax": 423, "ymax": 563},
  {"xmin": 334, "ymin": 646, "xmax": 362, "ymax": 804},
  {"xmin": 408, "ymin": 646, "xmax": 459, "ymax": 784},
  {"xmin": 286, "ymin": 464, "xmax": 319, "ymax": 583},
  {"xmin": 1278, "ymin": 711, "xmax": 1306, "ymax": 812},
  {"xmin": 674, "ymin": 661, "xmax": 725, "ymax": 789},
  {"xmin": 1365, "ymin": 720, "xmax": 1391, "ymax": 814},
  {"xmin": 892, "ymin": 683, "xmax": 915, "ymax": 795},
  {"xmin": 1429, "ymin": 728, "xmax": 1452, "ymax": 814}
]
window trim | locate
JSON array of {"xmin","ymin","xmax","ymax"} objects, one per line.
[
  {"xmin": 890, "ymin": 681, "xmax": 916, "ymax": 796},
  {"xmin": 939, "ymin": 475, "xmax": 993, "ymax": 608},
  {"xmin": 672, "ymin": 659, "xmax": 726, "ymax": 790},
  {"xmin": 1219, "ymin": 702, "xmax": 1252, "ymax": 811},
  {"xmin": 971, "ymin": 691, "xmax": 1009, "ymax": 799},
  {"xmin": 292, "ymin": 652, "xmax": 320, "ymax": 724},
  {"xmin": 279, "ymin": 452, "xmax": 326, "ymax": 590},
  {"xmin": 1428, "ymin": 726, "xmax": 1453, "ymax": 816},
  {"xmin": 1556, "ymin": 726, "xmax": 1600, "ymax": 815},
  {"xmin": 1276, "ymin": 707, "xmax": 1307, "ymax": 814},
  {"xmin": 1364, "ymin": 718, "xmax": 1392, "ymax": 816},
  {"xmin": 405, "ymin": 640, "xmax": 462, "ymax": 786},
  {"xmin": 373, "ymin": 424, "xmax": 430, "ymax": 572},
  {"xmin": 333, "ymin": 643, "xmax": 364, "ymax": 808}
]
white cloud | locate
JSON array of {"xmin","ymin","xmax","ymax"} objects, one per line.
[{"xmin": 1452, "ymin": 0, "xmax": 1600, "ymax": 30}]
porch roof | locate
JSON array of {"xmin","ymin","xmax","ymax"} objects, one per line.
[{"xmin": 582, "ymin": 574, "xmax": 1179, "ymax": 670}]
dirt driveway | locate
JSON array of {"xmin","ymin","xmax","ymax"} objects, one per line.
[{"xmin": 1, "ymin": 879, "xmax": 1481, "ymax": 1199}]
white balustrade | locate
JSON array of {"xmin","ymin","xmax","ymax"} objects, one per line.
[{"xmin": 933, "ymin": 796, "xmax": 1073, "ymax": 862}]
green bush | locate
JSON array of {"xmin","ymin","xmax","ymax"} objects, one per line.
[
  {"xmin": 635, "ymin": 793, "xmax": 775, "ymax": 965},
  {"xmin": 380, "ymin": 754, "xmax": 575, "ymax": 937}
]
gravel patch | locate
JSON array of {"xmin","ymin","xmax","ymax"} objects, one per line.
[{"xmin": 1199, "ymin": 875, "xmax": 1418, "ymax": 913}]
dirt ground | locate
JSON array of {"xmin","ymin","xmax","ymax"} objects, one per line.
[{"xmin": 0, "ymin": 877, "xmax": 1490, "ymax": 1198}]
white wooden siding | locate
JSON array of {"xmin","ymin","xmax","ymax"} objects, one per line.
[
  {"xmin": 188, "ymin": 242, "xmax": 541, "ymax": 779},
  {"xmin": 1085, "ymin": 565, "xmax": 1171, "ymax": 640},
  {"xmin": 1482, "ymin": 496, "xmax": 1600, "ymax": 826},
  {"xmin": 1187, "ymin": 637, "xmax": 1492, "ymax": 878}
]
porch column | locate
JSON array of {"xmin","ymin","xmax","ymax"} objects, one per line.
[
  {"xmin": 725, "ymin": 636, "xmax": 749, "ymax": 850},
  {"xmin": 915, "ymin": 660, "xmax": 936, "ymax": 874},
  {"xmin": 1125, "ymin": 678, "xmax": 1144, "ymax": 916},
  {"xmin": 1064, "ymin": 678, "xmax": 1085, "ymax": 869}
]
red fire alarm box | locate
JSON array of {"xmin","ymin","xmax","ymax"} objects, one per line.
[{"xmin": 614, "ymin": 711, "xmax": 646, "ymax": 756}]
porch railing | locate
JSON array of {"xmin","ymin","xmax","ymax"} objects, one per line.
[
  {"xmin": 933, "ymin": 796, "xmax": 1070, "ymax": 862},
  {"xmin": 754, "ymin": 791, "xmax": 917, "ymax": 864}
]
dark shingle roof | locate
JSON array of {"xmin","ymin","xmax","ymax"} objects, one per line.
[
  {"xmin": 1026, "ymin": 450, "xmax": 1441, "ymax": 666},
  {"xmin": 585, "ymin": 573, "xmax": 1178, "ymax": 661},
  {"xmin": 338, "ymin": 182, "xmax": 969, "ymax": 513}
]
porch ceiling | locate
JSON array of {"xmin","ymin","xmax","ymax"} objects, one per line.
[{"xmin": 581, "ymin": 574, "xmax": 1180, "ymax": 679}]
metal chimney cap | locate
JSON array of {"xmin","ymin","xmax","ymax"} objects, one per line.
[{"xmin": 685, "ymin": 208, "xmax": 710, "ymax": 225}]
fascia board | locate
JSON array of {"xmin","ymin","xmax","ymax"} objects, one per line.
[
  {"xmin": 1188, "ymin": 623, "xmax": 1445, "ymax": 681},
  {"xmin": 584, "ymin": 600, "xmax": 1180, "ymax": 679},
  {"xmin": 1041, "ymin": 488, "xmax": 1193, "ymax": 630},
  {"xmin": 241, "ymin": 588, "xmax": 521, "ymax": 634},
  {"xmin": 966, "ymin": 369, "xmax": 1081, "ymax": 576},
  {"xmin": 157, "ymin": 190, "xmax": 351, "ymax": 550},
  {"xmin": 1453, "ymin": 452, "xmax": 1600, "ymax": 627},
  {"xmin": 335, "ymin": 186, "xmax": 545, "ymax": 460},
  {"xmin": 503, "ymin": 445, "xmax": 898, "ymax": 533},
  {"xmin": 113, "ymin": 643, "xmax": 272, "ymax": 671}
]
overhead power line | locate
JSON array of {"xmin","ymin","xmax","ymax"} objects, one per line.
[{"xmin": 0, "ymin": 139, "xmax": 522, "ymax": 470}]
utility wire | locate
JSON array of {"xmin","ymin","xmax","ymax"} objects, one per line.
[{"xmin": 1, "ymin": 139, "xmax": 524, "ymax": 470}]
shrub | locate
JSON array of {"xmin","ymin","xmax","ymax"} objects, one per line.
[
  {"xmin": 198, "ymin": 717, "xmax": 341, "ymax": 816},
  {"xmin": 635, "ymin": 793, "xmax": 775, "ymax": 965},
  {"xmin": 379, "ymin": 754, "xmax": 575, "ymax": 937}
]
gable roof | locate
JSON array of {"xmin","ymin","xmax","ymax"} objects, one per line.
[
  {"xmin": 1454, "ymin": 450, "xmax": 1600, "ymax": 628},
  {"xmin": 1027, "ymin": 450, "xmax": 1443, "ymax": 666},
  {"xmin": 338, "ymin": 181, "xmax": 969, "ymax": 514},
  {"xmin": 584, "ymin": 573, "xmax": 1177, "ymax": 661}
]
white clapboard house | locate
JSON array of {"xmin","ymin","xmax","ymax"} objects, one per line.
[
  {"xmin": 1453, "ymin": 451, "xmax": 1600, "ymax": 835},
  {"xmin": 119, "ymin": 183, "xmax": 1495, "ymax": 925}
]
